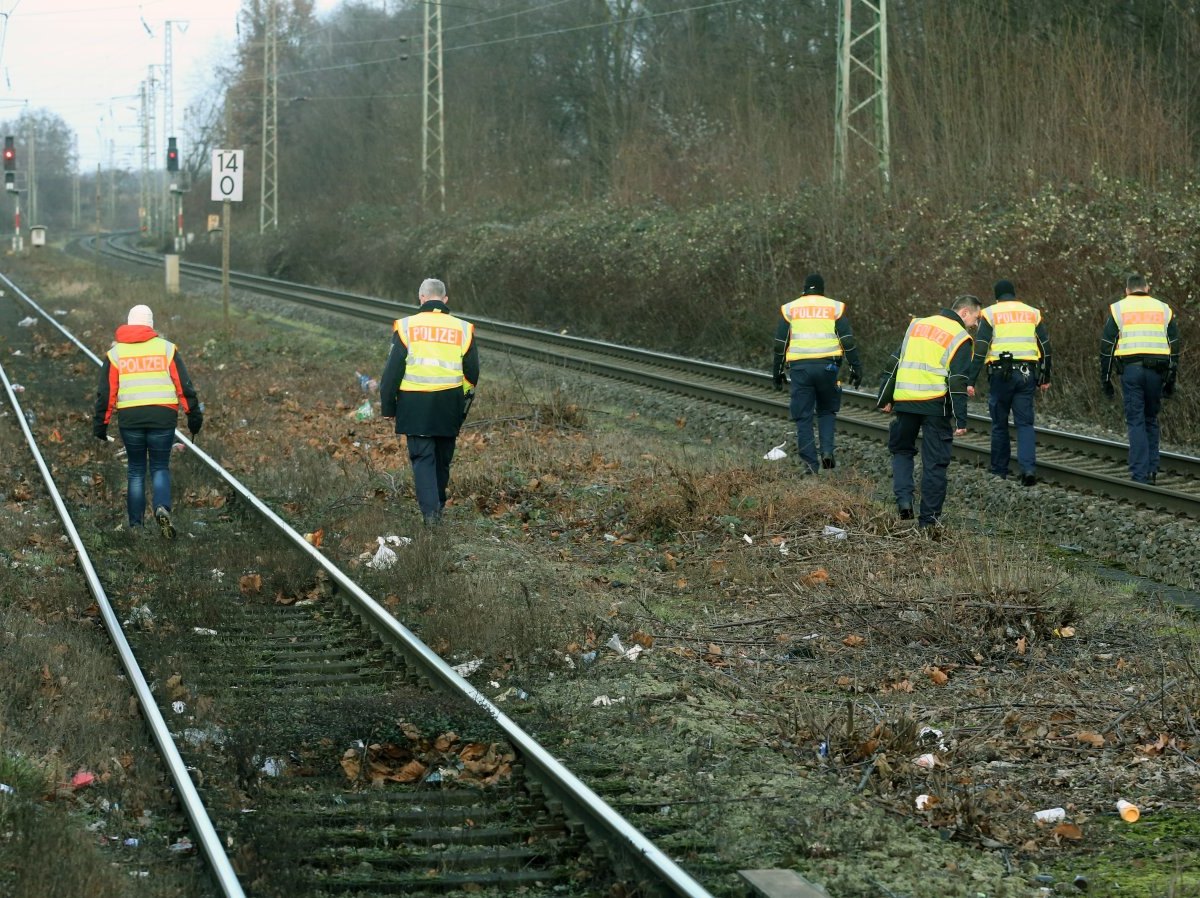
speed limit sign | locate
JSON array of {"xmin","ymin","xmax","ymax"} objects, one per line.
[{"xmin": 211, "ymin": 149, "xmax": 244, "ymax": 202}]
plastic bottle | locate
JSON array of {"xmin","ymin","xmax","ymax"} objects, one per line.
[{"xmin": 1116, "ymin": 799, "xmax": 1140, "ymax": 823}]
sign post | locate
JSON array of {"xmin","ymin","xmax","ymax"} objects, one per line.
[{"xmin": 211, "ymin": 150, "xmax": 244, "ymax": 329}]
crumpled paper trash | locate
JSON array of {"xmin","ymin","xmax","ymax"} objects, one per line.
[
  {"xmin": 17, "ymin": 316, "xmax": 36, "ymax": 327},
  {"xmin": 822, "ymin": 525, "xmax": 848, "ymax": 540},
  {"xmin": 763, "ymin": 442, "xmax": 788, "ymax": 461},
  {"xmin": 452, "ymin": 658, "xmax": 483, "ymax": 677}
]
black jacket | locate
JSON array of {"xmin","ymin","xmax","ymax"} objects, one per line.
[{"xmin": 380, "ymin": 301, "xmax": 481, "ymax": 437}]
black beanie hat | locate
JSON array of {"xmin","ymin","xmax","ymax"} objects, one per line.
[
  {"xmin": 993, "ymin": 279, "xmax": 1016, "ymax": 300},
  {"xmin": 802, "ymin": 273, "xmax": 825, "ymax": 295}
]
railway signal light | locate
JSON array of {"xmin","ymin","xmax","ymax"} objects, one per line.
[
  {"xmin": 167, "ymin": 136, "xmax": 179, "ymax": 172},
  {"xmin": 3, "ymin": 136, "xmax": 14, "ymax": 171}
]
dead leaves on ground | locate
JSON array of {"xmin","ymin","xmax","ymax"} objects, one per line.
[{"xmin": 339, "ymin": 722, "xmax": 513, "ymax": 788}]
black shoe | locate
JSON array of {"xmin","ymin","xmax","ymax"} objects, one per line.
[
  {"xmin": 154, "ymin": 506, "xmax": 176, "ymax": 540},
  {"xmin": 821, "ymin": 456, "xmax": 836, "ymax": 470},
  {"xmin": 898, "ymin": 505, "xmax": 914, "ymax": 520},
  {"xmin": 1021, "ymin": 472, "xmax": 1036, "ymax": 486},
  {"xmin": 1149, "ymin": 472, "xmax": 1157, "ymax": 485}
]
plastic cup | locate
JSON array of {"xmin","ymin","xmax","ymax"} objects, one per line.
[{"xmin": 1116, "ymin": 799, "xmax": 1140, "ymax": 823}]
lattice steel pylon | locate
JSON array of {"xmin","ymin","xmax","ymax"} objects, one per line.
[
  {"xmin": 260, "ymin": 0, "xmax": 279, "ymax": 232},
  {"xmin": 833, "ymin": 0, "xmax": 890, "ymax": 189},
  {"xmin": 145, "ymin": 66, "xmax": 159, "ymax": 236},
  {"xmin": 422, "ymin": 0, "xmax": 445, "ymax": 212},
  {"xmin": 140, "ymin": 80, "xmax": 152, "ymax": 235}
]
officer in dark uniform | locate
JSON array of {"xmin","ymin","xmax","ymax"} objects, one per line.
[
  {"xmin": 967, "ymin": 279, "xmax": 1052, "ymax": 485},
  {"xmin": 1099, "ymin": 273, "xmax": 1180, "ymax": 484},
  {"xmin": 877, "ymin": 295, "xmax": 982, "ymax": 528},
  {"xmin": 772, "ymin": 273, "xmax": 864, "ymax": 472},
  {"xmin": 380, "ymin": 278, "xmax": 480, "ymax": 523}
]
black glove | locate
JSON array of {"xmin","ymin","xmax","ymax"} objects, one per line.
[
  {"xmin": 1102, "ymin": 381, "xmax": 1115, "ymax": 399},
  {"xmin": 772, "ymin": 373, "xmax": 785, "ymax": 392},
  {"xmin": 93, "ymin": 423, "xmax": 107, "ymax": 442},
  {"xmin": 1163, "ymin": 380, "xmax": 1176, "ymax": 398},
  {"xmin": 847, "ymin": 366, "xmax": 863, "ymax": 389},
  {"xmin": 187, "ymin": 410, "xmax": 204, "ymax": 435}
]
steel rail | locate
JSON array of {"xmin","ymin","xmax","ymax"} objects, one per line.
[
  {"xmin": 90, "ymin": 238, "xmax": 1200, "ymax": 512},
  {"xmin": 6, "ymin": 269, "xmax": 716, "ymax": 898},
  {"xmin": 0, "ymin": 345, "xmax": 247, "ymax": 897}
]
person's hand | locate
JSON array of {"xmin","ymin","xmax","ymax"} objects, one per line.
[
  {"xmin": 954, "ymin": 427, "xmax": 968, "ymax": 437},
  {"xmin": 187, "ymin": 410, "xmax": 203, "ymax": 435},
  {"xmin": 848, "ymin": 367, "xmax": 863, "ymax": 389},
  {"xmin": 966, "ymin": 385, "xmax": 976, "ymax": 398},
  {"xmin": 1163, "ymin": 380, "xmax": 1176, "ymax": 398},
  {"xmin": 880, "ymin": 403, "xmax": 893, "ymax": 414},
  {"xmin": 1102, "ymin": 381, "xmax": 1116, "ymax": 399},
  {"xmin": 1039, "ymin": 382, "xmax": 1050, "ymax": 392},
  {"xmin": 93, "ymin": 423, "xmax": 107, "ymax": 442}
]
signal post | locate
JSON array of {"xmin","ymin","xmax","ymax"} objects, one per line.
[
  {"xmin": 165, "ymin": 136, "xmax": 183, "ymax": 292},
  {"xmin": 4, "ymin": 136, "xmax": 21, "ymax": 252}
]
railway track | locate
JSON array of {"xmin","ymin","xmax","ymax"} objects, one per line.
[
  {"xmin": 89, "ymin": 235, "xmax": 1200, "ymax": 517},
  {"xmin": 1, "ymin": 273, "xmax": 716, "ymax": 896}
]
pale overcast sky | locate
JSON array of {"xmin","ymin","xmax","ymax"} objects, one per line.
[{"xmin": 0, "ymin": 0, "xmax": 343, "ymax": 171}]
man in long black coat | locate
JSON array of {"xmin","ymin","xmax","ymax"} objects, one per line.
[{"xmin": 380, "ymin": 278, "xmax": 480, "ymax": 524}]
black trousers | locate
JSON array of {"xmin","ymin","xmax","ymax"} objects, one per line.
[
  {"xmin": 407, "ymin": 435, "xmax": 457, "ymax": 521},
  {"xmin": 887, "ymin": 411, "xmax": 954, "ymax": 526}
]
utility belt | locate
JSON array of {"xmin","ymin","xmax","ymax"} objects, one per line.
[
  {"xmin": 1116, "ymin": 354, "xmax": 1171, "ymax": 374},
  {"xmin": 986, "ymin": 351, "xmax": 1038, "ymax": 380}
]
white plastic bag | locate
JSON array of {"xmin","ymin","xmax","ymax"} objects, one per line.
[
  {"xmin": 763, "ymin": 442, "xmax": 788, "ymax": 461},
  {"xmin": 366, "ymin": 535, "xmax": 411, "ymax": 570}
]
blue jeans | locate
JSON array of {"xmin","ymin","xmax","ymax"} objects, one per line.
[
  {"xmin": 788, "ymin": 360, "xmax": 842, "ymax": 471},
  {"xmin": 119, "ymin": 427, "xmax": 174, "ymax": 526},
  {"xmin": 888, "ymin": 412, "xmax": 954, "ymax": 526},
  {"xmin": 986, "ymin": 368, "xmax": 1037, "ymax": 476},
  {"xmin": 1121, "ymin": 363, "xmax": 1163, "ymax": 483}
]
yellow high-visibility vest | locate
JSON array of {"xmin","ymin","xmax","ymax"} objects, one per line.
[
  {"xmin": 1111, "ymin": 296, "xmax": 1171, "ymax": 356},
  {"xmin": 395, "ymin": 310, "xmax": 474, "ymax": 392},
  {"xmin": 109, "ymin": 338, "xmax": 178, "ymax": 409},
  {"xmin": 982, "ymin": 300, "xmax": 1041, "ymax": 363},
  {"xmin": 894, "ymin": 315, "xmax": 971, "ymax": 402},
  {"xmin": 781, "ymin": 295, "xmax": 844, "ymax": 361}
]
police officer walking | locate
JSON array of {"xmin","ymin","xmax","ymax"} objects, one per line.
[
  {"xmin": 93, "ymin": 304, "xmax": 203, "ymax": 538},
  {"xmin": 772, "ymin": 273, "xmax": 864, "ymax": 472},
  {"xmin": 1100, "ymin": 273, "xmax": 1181, "ymax": 484},
  {"xmin": 967, "ymin": 279, "xmax": 1052, "ymax": 485},
  {"xmin": 380, "ymin": 278, "xmax": 480, "ymax": 524},
  {"xmin": 877, "ymin": 295, "xmax": 982, "ymax": 527}
]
